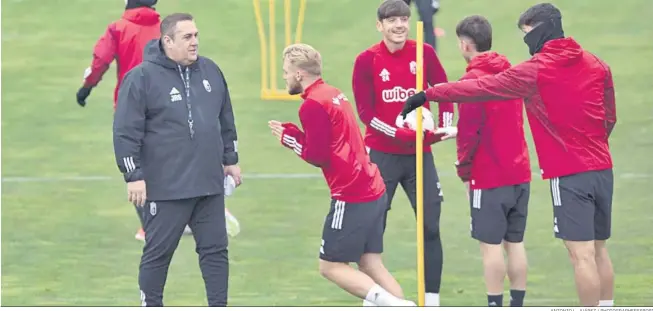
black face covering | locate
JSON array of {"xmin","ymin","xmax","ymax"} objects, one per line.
[{"xmin": 523, "ymin": 17, "xmax": 565, "ymax": 56}]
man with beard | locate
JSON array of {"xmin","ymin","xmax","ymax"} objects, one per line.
[{"xmin": 268, "ymin": 43, "xmax": 415, "ymax": 306}]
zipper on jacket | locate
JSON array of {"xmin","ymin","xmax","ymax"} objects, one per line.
[{"xmin": 177, "ymin": 65, "xmax": 195, "ymax": 140}]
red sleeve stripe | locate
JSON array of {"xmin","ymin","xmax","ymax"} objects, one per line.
[{"xmin": 370, "ymin": 117, "xmax": 397, "ymax": 138}]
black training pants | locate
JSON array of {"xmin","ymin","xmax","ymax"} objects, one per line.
[
  {"xmin": 139, "ymin": 194, "xmax": 229, "ymax": 307},
  {"xmin": 369, "ymin": 150, "xmax": 444, "ymax": 294},
  {"xmin": 414, "ymin": 0, "xmax": 438, "ymax": 51}
]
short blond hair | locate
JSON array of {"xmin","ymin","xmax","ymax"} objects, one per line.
[{"xmin": 282, "ymin": 43, "xmax": 322, "ymax": 76}]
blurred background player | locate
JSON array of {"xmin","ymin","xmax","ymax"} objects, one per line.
[
  {"xmin": 75, "ymin": 0, "xmax": 239, "ymax": 241},
  {"xmin": 403, "ymin": 0, "xmax": 445, "ymax": 51},
  {"xmin": 351, "ymin": 0, "xmax": 455, "ymax": 306},
  {"xmin": 75, "ymin": 0, "xmax": 162, "ymax": 241},
  {"xmin": 268, "ymin": 43, "xmax": 415, "ymax": 306},
  {"xmin": 449, "ymin": 15, "xmax": 531, "ymax": 307},
  {"xmin": 402, "ymin": 3, "xmax": 616, "ymax": 307}
]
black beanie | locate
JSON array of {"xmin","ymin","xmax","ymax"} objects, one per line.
[{"xmin": 126, "ymin": 0, "xmax": 158, "ymax": 10}]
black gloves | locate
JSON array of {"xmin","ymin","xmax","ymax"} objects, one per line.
[
  {"xmin": 76, "ymin": 86, "xmax": 92, "ymax": 107},
  {"xmin": 400, "ymin": 91, "xmax": 427, "ymax": 118}
]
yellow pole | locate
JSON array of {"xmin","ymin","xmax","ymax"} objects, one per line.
[
  {"xmin": 284, "ymin": 0, "xmax": 291, "ymax": 47},
  {"xmin": 253, "ymin": 0, "xmax": 269, "ymax": 96},
  {"xmin": 415, "ymin": 21, "xmax": 426, "ymax": 307},
  {"xmin": 269, "ymin": 0, "xmax": 277, "ymax": 91},
  {"xmin": 294, "ymin": 0, "xmax": 306, "ymax": 43}
]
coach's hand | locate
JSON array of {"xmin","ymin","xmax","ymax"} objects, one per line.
[
  {"xmin": 76, "ymin": 86, "xmax": 92, "ymax": 107},
  {"xmin": 127, "ymin": 180, "xmax": 147, "ymax": 207},
  {"xmin": 401, "ymin": 91, "xmax": 427, "ymax": 118},
  {"xmin": 224, "ymin": 165, "xmax": 242, "ymax": 187}
]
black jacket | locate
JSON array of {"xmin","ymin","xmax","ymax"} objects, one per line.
[{"xmin": 113, "ymin": 39, "xmax": 239, "ymax": 201}]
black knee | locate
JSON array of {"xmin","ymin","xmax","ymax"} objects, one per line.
[
  {"xmin": 141, "ymin": 242, "xmax": 177, "ymax": 267},
  {"xmin": 196, "ymin": 242, "xmax": 228, "ymax": 257},
  {"xmin": 425, "ymin": 222, "xmax": 441, "ymax": 241},
  {"xmin": 424, "ymin": 201, "xmax": 442, "ymax": 241}
]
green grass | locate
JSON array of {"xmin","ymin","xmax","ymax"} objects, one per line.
[{"xmin": 2, "ymin": 0, "xmax": 653, "ymax": 307}]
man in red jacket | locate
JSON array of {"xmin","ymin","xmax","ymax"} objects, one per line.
[
  {"xmin": 76, "ymin": 0, "xmax": 161, "ymax": 241},
  {"xmin": 77, "ymin": 0, "xmax": 160, "ymax": 110},
  {"xmin": 268, "ymin": 43, "xmax": 415, "ymax": 306},
  {"xmin": 402, "ymin": 3, "xmax": 616, "ymax": 307},
  {"xmin": 351, "ymin": 0, "xmax": 454, "ymax": 306},
  {"xmin": 449, "ymin": 15, "xmax": 531, "ymax": 307}
]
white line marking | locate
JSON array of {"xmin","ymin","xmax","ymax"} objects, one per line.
[
  {"xmin": 0, "ymin": 174, "xmax": 323, "ymax": 183},
  {"xmin": 1, "ymin": 171, "xmax": 648, "ymax": 183}
]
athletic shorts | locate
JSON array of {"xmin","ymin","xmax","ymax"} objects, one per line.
[
  {"xmin": 319, "ymin": 192, "xmax": 388, "ymax": 263},
  {"xmin": 469, "ymin": 183, "xmax": 530, "ymax": 245},
  {"xmin": 549, "ymin": 169, "xmax": 614, "ymax": 241}
]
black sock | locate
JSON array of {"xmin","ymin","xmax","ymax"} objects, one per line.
[
  {"xmin": 510, "ymin": 289, "xmax": 526, "ymax": 307},
  {"xmin": 487, "ymin": 294, "xmax": 503, "ymax": 307}
]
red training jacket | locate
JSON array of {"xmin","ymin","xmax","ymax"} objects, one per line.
[
  {"xmin": 455, "ymin": 52, "xmax": 531, "ymax": 189},
  {"xmin": 280, "ymin": 79, "xmax": 386, "ymax": 203},
  {"xmin": 83, "ymin": 7, "xmax": 161, "ymax": 110},
  {"xmin": 425, "ymin": 37, "xmax": 616, "ymax": 179},
  {"xmin": 352, "ymin": 40, "xmax": 454, "ymax": 155}
]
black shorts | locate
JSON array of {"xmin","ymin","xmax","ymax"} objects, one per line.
[
  {"xmin": 469, "ymin": 183, "xmax": 530, "ymax": 245},
  {"xmin": 319, "ymin": 193, "xmax": 388, "ymax": 263},
  {"xmin": 550, "ymin": 169, "xmax": 614, "ymax": 241}
]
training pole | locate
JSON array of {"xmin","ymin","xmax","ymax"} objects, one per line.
[{"xmin": 415, "ymin": 21, "xmax": 426, "ymax": 307}]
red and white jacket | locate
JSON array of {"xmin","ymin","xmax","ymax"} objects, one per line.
[
  {"xmin": 425, "ymin": 38, "xmax": 616, "ymax": 179},
  {"xmin": 352, "ymin": 40, "xmax": 454, "ymax": 155},
  {"xmin": 454, "ymin": 52, "xmax": 531, "ymax": 189},
  {"xmin": 280, "ymin": 79, "xmax": 386, "ymax": 203},
  {"xmin": 83, "ymin": 7, "xmax": 160, "ymax": 110}
]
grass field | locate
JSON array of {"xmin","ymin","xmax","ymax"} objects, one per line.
[{"xmin": 2, "ymin": 0, "xmax": 653, "ymax": 307}]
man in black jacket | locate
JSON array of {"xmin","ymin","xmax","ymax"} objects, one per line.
[{"xmin": 113, "ymin": 12, "xmax": 241, "ymax": 307}]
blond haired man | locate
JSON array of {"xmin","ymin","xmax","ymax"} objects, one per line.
[{"xmin": 268, "ymin": 43, "xmax": 415, "ymax": 306}]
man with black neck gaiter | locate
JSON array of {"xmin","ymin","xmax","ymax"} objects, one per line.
[{"xmin": 401, "ymin": 3, "xmax": 617, "ymax": 307}]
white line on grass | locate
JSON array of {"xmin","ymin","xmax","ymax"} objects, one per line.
[
  {"xmin": 1, "ymin": 171, "xmax": 649, "ymax": 183},
  {"xmin": 0, "ymin": 173, "xmax": 323, "ymax": 183}
]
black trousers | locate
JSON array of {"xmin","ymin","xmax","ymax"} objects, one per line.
[
  {"xmin": 369, "ymin": 150, "xmax": 444, "ymax": 294},
  {"xmin": 406, "ymin": 0, "xmax": 439, "ymax": 50},
  {"xmin": 138, "ymin": 194, "xmax": 229, "ymax": 307}
]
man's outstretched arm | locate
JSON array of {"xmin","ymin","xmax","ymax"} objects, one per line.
[
  {"xmin": 77, "ymin": 23, "xmax": 118, "ymax": 107},
  {"xmin": 402, "ymin": 60, "xmax": 539, "ymax": 116}
]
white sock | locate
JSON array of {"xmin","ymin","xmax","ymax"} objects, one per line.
[
  {"xmin": 365, "ymin": 284, "xmax": 415, "ymax": 306},
  {"xmin": 599, "ymin": 300, "xmax": 614, "ymax": 307},
  {"xmin": 362, "ymin": 299, "xmax": 377, "ymax": 306},
  {"xmin": 425, "ymin": 292, "xmax": 440, "ymax": 306}
]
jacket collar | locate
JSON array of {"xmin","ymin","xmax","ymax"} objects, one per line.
[{"xmin": 301, "ymin": 78, "xmax": 324, "ymax": 99}]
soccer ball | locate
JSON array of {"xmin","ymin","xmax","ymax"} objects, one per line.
[{"xmin": 395, "ymin": 108, "xmax": 435, "ymax": 131}]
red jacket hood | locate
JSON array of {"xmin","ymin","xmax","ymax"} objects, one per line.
[
  {"xmin": 466, "ymin": 51, "xmax": 511, "ymax": 74},
  {"xmin": 122, "ymin": 7, "xmax": 160, "ymax": 26},
  {"xmin": 538, "ymin": 37, "xmax": 583, "ymax": 67}
]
